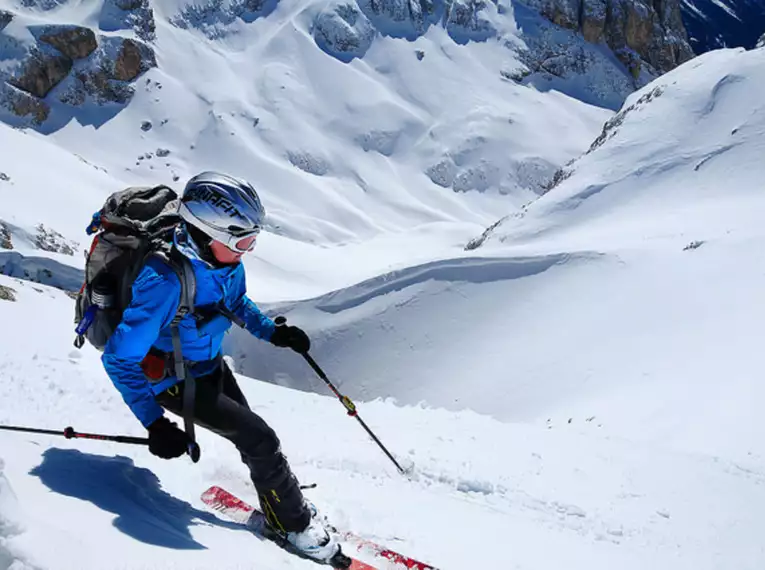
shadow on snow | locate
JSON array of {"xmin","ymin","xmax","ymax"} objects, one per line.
[{"xmin": 30, "ymin": 448, "xmax": 245, "ymax": 550}]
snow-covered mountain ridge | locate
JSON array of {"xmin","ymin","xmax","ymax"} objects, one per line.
[{"xmin": 1, "ymin": 0, "xmax": 623, "ymax": 260}]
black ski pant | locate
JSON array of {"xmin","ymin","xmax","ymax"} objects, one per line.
[{"xmin": 155, "ymin": 359, "xmax": 311, "ymax": 533}]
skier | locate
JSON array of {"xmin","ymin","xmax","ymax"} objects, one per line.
[{"xmin": 100, "ymin": 171, "xmax": 340, "ymax": 563}]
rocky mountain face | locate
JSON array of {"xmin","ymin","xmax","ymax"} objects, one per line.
[
  {"xmin": 524, "ymin": 0, "xmax": 694, "ymax": 77},
  {"xmin": 0, "ymin": 0, "xmax": 696, "ymax": 127},
  {"xmin": 681, "ymin": 0, "xmax": 765, "ymax": 53},
  {"xmin": 312, "ymin": 0, "xmax": 693, "ymax": 90},
  {"xmin": 0, "ymin": 0, "xmax": 156, "ymax": 125},
  {"xmin": 311, "ymin": 0, "xmax": 499, "ymax": 61}
]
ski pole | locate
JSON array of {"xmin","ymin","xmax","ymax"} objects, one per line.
[
  {"xmin": 300, "ymin": 353, "xmax": 409, "ymax": 477},
  {"xmin": 274, "ymin": 317, "xmax": 408, "ymax": 475},
  {"xmin": 0, "ymin": 424, "xmax": 149, "ymax": 445}
]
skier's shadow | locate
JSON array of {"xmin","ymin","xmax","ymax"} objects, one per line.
[{"xmin": 30, "ymin": 448, "xmax": 246, "ymax": 549}]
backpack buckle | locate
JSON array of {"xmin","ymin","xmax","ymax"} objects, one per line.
[{"xmin": 171, "ymin": 306, "xmax": 190, "ymax": 326}]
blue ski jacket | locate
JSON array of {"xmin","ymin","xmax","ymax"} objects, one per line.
[{"xmin": 102, "ymin": 255, "xmax": 275, "ymax": 428}]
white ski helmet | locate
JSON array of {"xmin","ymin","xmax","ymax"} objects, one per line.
[{"xmin": 178, "ymin": 171, "xmax": 265, "ymax": 252}]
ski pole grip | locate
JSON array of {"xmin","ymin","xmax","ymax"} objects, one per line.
[
  {"xmin": 113, "ymin": 435, "xmax": 150, "ymax": 445},
  {"xmin": 188, "ymin": 441, "xmax": 201, "ymax": 463}
]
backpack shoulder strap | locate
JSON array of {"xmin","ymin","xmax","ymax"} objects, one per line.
[
  {"xmin": 147, "ymin": 246, "xmax": 196, "ymax": 325},
  {"xmin": 168, "ymin": 246, "xmax": 196, "ymax": 323},
  {"xmin": 150, "ymin": 246, "xmax": 200, "ymax": 463}
]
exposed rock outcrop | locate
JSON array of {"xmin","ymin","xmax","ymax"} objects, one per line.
[
  {"xmin": 60, "ymin": 37, "xmax": 156, "ymax": 105},
  {"xmin": 38, "ymin": 25, "xmax": 98, "ymax": 59},
  {"xmin": 0, "ymin": 85, "xmax": 48, "ymax": 128},
  {"xmin": 34, "ymin": 224, "xmax": 77, "ymax": 256},
  {"xmin": 355, "ymin": 0, "xmax": 495, "ymax": 40},
  {"xmin": 171, "ymin": 0, "xmax": 276, "ymax": 39},
  {"xmin": 0, "ymin": 83, "xmax": 50, "ymax": 124},
  {"xmin": 358, "ymin": 0, "xmax": 436, "ymax": 33},
  {"xmin": 0, "ymin": 284, "xmax": 16, "ymax": 302},
  {"xmin": 7, "ymin": 48, "xmax": 72, "ymax": 98},
  {"xmin": 114, "ymin": 38, "xmax": 155, "ymax": 80},
  {"xmin": 542, "ymin": 84, "xmax": 665, "ymax": 193},
  {"xmin": 19, "ymin": 0, "xmax": 69, "ymax": 10},
  {"xmin": 0, "ymin": 9, "xmax": 13, "ymax": 32},
  {"xmin": 0, "ymin": 223, "xmax": 12, "ymax": 250},
  {"xmin": 581, "ymin": 0, "xmax": 607, "ymax": 42},
  {"xmin": 100, "ymin": 0, "xmax": 156, "ymax": 42},
  {"xmin": 523, "ymin": 0, "xmax": 694, "ymax": 74},
  {"xmin": 322, "ymin": 0, "xmax": 690, "ymax": 73},
  {"xmin": 1, "ymin": 23, "xmax": 155, "ymax": 124},
  {"xmin": 314, "ymin": 2, "xmax": 376, "ymax": 59},
  {"xmin": 444, "ymin": 0, "xmax": 496, "ymax": 41}
]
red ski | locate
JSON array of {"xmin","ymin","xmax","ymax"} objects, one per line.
[
  {"xmin": 338, "ymin": 532, "xmax": 437, "ymax": 570},
  {"xmin": 200, "ymin": 485, "xmax": 437, "ymax": 570}
]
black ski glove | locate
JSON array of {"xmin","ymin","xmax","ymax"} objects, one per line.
[
  {"xmin": 147, "ymin": 416, "xmax": 191, "ymax": 460},
  {"xmin": 269, "ymin": 323, "xmax": 310, "ymax": 354}
]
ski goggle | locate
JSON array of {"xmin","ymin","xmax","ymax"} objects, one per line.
[
  {"xmin": 219, "ymin": 231, "xmax": 259, "ymax": 253},
  {"xmin": 178, "ymin": 201, "xmax": 263, "ymax": 254}
]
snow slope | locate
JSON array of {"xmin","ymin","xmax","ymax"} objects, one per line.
[
  {"xmin": 0, "ymin": 0, "xmax": 623, "ymax": 246},
  {"xmin": 218, "ymin": 48, "xmax": 765, "ymax": 470},
  {"xmin": 1, "ymin": 4, "xmax": 765, "ymax": 570},
  {"xmin": 0, "ymin": 0, "xmax": 626, "ymax": 298},
  {"xmin": 0, "ymin": 274, "xmax": 764, "ymax": 570}
]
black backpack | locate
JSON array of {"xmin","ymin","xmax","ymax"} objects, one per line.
[
  {"xmin": 74, "ymin": 184, "xmax": 197, "ymax": 350},
  {"xmin": 73, "ymin": 184, "xmax": 200, "ymax": 460}
]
